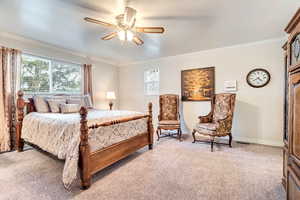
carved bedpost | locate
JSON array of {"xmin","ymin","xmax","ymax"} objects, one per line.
[
  {"xmin": 16, "ymin": 90, "xmax": 25, "ymax": 152},
  {"xmin": 148, "ymin": 102, "xmax": 154, "ymax": 150},
  {"xmin": 79, "ymin": 107, "xmax": 91, "ymax": 189}
]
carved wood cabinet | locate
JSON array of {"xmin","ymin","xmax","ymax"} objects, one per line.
[{"xmin": 284, "ymin": 8, "xmax": 300, "ymax": 200}]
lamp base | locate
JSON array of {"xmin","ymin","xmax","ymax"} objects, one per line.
[{"xmin": 109, "ymin": 102, "xmax": 113, "ymax": 110}]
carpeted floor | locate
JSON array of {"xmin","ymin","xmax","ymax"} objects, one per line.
[{"xmin": 0, "ymin": 135, "xmax": 285, "ymax": 200}]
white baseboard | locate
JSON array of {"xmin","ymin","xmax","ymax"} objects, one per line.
[{"xmin": 233, "ymin": 136, "xmax": 283, "ymax": 147}]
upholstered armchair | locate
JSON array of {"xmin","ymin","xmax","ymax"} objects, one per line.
[
  {"xmin": 192, "ymin": 93, "xmax": 236, "ymax": 151},
  {"xmin": 156, "ymin": 94, "xmax": 182, "ymax": 141}
]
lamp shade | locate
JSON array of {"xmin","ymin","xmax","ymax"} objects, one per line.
[{"xmin": 106, "ymin": 91, "xmax": 116, "ymax": 100}]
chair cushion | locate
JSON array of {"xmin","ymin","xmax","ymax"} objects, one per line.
[
  {"xmin": 196, "ymin": 123, "xmax": 217, "ymax": 131},
  {"xmin": 159, "ymin": 120, "xmax": 180, "ymax": 125}
]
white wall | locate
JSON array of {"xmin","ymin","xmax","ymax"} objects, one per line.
[
  {"xmin": 118, "ymin": 38, "xmax": 285, "ymax": 146},
  {"xmin": 0, "ymin": 32, "xmax": 119, "ymax": 109}
]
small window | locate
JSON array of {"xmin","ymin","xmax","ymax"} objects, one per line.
[
  {"xmin": 20, "ymin": 54, "xmax": 82, "ymax": 94},
  {"xmin": 144, "ymin": 68, "xmax": 159, "ymax": 95}
]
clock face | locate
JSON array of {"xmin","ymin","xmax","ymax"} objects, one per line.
[
  {"xmin": 293, "ymin": 38, "xmax": 300, "ymax": 61},
  {"xmin": 246, "ymin": 68, "xmax": 271, "ymax": 88}
]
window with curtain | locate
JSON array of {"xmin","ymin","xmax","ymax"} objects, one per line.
[
  {"xmin": 20, "ymin": 54, "xmax": 82, "ymax": 94},
  {"xmin": 144, "ymin": 68, "xmax": 159, "ymax": 95}
]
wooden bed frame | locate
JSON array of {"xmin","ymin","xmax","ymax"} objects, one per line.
[{"xmin": 15, "ymin": 91, "xmax": 154, "ymax": 189}]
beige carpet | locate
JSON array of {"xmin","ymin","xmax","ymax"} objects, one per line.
[{"xmin": 0, "ymin": 135, "xmax": 285, "ymax": 200}]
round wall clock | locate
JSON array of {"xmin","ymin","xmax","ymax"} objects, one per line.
[{"xmin": 246, "ymin": 68, "xmax": 271, "ymax": 88}]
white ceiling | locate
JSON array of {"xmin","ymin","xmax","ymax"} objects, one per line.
[{"xmin": 0, "ymin": 0, "xmax": 299, "ymax": 65}]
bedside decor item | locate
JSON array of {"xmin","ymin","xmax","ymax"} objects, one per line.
[
  {"xmin": 106, "ymin": 91, "xmax": 116, "ymax": 110},
  {"xmin": 192, "ymin": 93, "xmax": 236, "ymax": 152},
  {"xmin": 181, "ymin": 67, "xmax": 215, "ymax": 101},
  {"xmin": 246, "ymin": 68, "xmax": 271, "ymax": 88}
]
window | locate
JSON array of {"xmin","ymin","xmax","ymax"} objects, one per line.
[
  {"xmin": 20, "ymin": 54, "xmax": 82, "ymax": 94},
  {"xmin": 144, "ymin": 68, "xmax": 159, "ymax": 95}
]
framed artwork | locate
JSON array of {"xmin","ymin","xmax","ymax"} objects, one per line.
[{"xmin": 181, "ymin": 67, "xmax": 215, "ymax": 101}]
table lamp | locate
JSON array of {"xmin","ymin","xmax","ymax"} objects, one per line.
[{"xmin": 106, "ymin": 91, "xmax": 116, "ymax": 110}]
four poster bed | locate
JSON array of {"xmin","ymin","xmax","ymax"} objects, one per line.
[{"xmin": 15, "ymin": 91, "xmax": 154, "ymax": 189}]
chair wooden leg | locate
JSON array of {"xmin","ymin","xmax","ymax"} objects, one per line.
[
  {"xmin": 178, "ymin": 128, "xmax": 182, "ymax": 142},
  {"xmin": 148, "ymin": 144, "xmax": 153, "ymax": 150},
  {"xmin": 156, "ymin": 128, "xmax": 160, "ymax": 141},
  {"xmin": 210, "ymin": 137, "xmax": 214, "ymax": 152},
  {"xmin": 192, "ymin": 129, "xmax": 196, "ymax": 143},
  {"xmin": 229, "ymin": 134, "xmax": 232, "ymax": 148}
]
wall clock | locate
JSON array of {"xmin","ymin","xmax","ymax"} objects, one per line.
[{"xmin": 246, "ymin": 68, "xmax": 271, "ymax": 88}]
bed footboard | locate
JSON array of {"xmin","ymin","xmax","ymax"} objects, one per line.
[{"xmin": 79, "ymin": 103, "xmax": 154, "ymax": 189}]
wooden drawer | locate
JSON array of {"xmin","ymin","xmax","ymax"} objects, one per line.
[{"xmin": 287, "ymin": 163, "xmax": 300, "ymax": 200}]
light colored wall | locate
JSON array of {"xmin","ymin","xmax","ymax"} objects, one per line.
[
  {"xmin": 118, "ymin": 38, "xmax": 285, "ymax": 146},
  {"xmin": 0, "ymin": 32, "xmax": 119, "ymax": 109}
]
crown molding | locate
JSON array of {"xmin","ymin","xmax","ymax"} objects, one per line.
[{"xmin": 285, "ymin": 7, "xmax": 300, "ymax": 34}]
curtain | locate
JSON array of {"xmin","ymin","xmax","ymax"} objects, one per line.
[
  {"xmin": 83, "ymin": 64, "xmax": 93, "ymax": 103},
  {"xmin": 0, "ymin": 47, "xmax": 21, "ymax": 152}
]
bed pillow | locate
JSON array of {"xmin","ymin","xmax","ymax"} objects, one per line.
[
  {"xmin": 47, "ymin": 99, "xmax": 66, "ymax": 113},
  {"xmin": 67, "ymin": 97, "xmax": 84, "ymax": 107},
  {"xmin": 33, "ymin": 96, "xmax": 50, "ymax": 113},
  {"xmin": 67, "ymin": 95, "xmax": 93, "ymax": 108},
  {"xmin": 83, "ymin": 95, "xmax": 93, "ymax": 108},
  {"xmin": 60, "ymin": 103, "xmax": 80, "ymax": 114}
]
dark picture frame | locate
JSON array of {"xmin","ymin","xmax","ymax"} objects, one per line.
[{"xmin": 181, "ymin": 67, "xmax": 215, "ymax": 101}]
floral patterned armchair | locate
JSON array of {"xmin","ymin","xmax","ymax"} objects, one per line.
[
  {"xmin": 192, "ymin": 93, "xmax": 236, "ymax": 151},
  {"xmin": 156, "ymin": 94, "xmax": 182, "ymax": 141}
]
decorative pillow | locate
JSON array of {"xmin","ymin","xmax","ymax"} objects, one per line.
[
  {"xmin": 47, "ymin": 99, "xmax": 66, "ymax": 113},
  {"xmin": 67, "ymin": 97, "xmax": 85, "ymax": 107},
  {"xmin": 33, "ymin": 96, "xmax": 50, "ymax": 113},
  {"xmin": 83, "ymin": 95, "xmax": 93, "ymax": 108},
  {"xmin": 67, "ymin": 95, "xmax": 93, "ymax": 108},
  {"xmin": 60, "ymin": 103, "xmax": 80, "ymax": 114}
]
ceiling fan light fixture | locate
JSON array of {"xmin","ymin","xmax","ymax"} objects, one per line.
[{"xmin": 118, "ymin": 30, "xmax": 134, "ymax": 41}]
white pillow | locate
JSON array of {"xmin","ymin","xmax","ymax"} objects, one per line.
[
  {"xmin": 33, "ymin": 96, "xmax": 49, "ymax": 113},
  {"xmin": 47, "ymin": 99, "xmax": 66, "ymax": 113},
  {"xmin": 60, "ymin": 103, "xmax": 80, "ymax": 114}
]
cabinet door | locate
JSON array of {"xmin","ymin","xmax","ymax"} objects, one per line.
[
  {"xmin": 288, "ymin": 70, "xmax": 300, "ymax": 199},
  {"xmin": 287, "ymin": 165, "xmax": 300, "ymax": 200},
  {"xmin": 289, "ymin": 71, "xmax": 300, "ymax": 162}
]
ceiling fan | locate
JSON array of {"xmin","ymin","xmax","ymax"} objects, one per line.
[{"xmin": 84, "ymin": 7, "xmax": 165, "ymax": 46}]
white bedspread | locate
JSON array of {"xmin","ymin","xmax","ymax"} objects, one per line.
[{"xmin": 21, "ymin": 109, "xmax": 148, "ymax": 189}]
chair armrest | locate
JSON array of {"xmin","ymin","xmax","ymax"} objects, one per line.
[
  {"xmin": 215, "ymin": 115, "xmax": 233, "ymax": 134},
  {"xmin": 198, "ymin": 112, "xmax": 213, "ymax": 123}
]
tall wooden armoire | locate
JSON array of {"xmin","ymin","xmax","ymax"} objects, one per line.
[{"xmin": 283, "ymin": 8, "xmax": 300, "ymax": 200}]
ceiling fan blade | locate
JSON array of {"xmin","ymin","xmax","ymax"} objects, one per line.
[
  {"xmin": 101, "ymin": 32, "xmax": 117, "ymax": 40},
  {"xmin": 124, "ymin": 7, "xmax": 137, "ymax": 27},
  {"xmin": 135, "ymin": 27, "xmax": 165, "ymax": 34},
  {"xmin": 132, "ymin": 36, "xmax": 144, "ymax": 46},
  {"xmin": 84, "ymin": 17, "xmax": 117, "ymax": 29}
]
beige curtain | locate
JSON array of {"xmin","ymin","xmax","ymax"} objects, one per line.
[
  {"xmin": 0, "ymin": 47, "xmax": 21, "ymax": 152},
  {"xmin": 83, "ymin": 64, "xmax": 93, "ymax": 103}
]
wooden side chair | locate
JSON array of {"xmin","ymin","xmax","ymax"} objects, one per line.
[
  {"xmin": 192, "ymin": 93, "xmax": 236, "ymax": 151},
  {"xmin": 156, "ymin": 94, "xmax": 182, "ymax": 141}
]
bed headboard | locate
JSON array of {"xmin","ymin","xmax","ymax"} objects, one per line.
[{"xmin": 26, "ymin": 98, "xmax": 36, "ymax": 113}]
